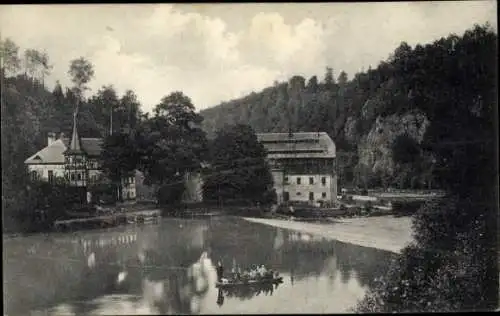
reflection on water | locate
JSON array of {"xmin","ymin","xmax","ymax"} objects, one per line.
[
  {"xmin": 216, "ymin": 282, "xmax": 281, "ymax": 306},
  {"xmin": 4, "ymin": 217, "xmax": 396, "ymax": 314}
]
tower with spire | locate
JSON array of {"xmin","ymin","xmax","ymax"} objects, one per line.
[{"xmin": 64, "ymin": 108, "xmax": 89, "ymax": 203}]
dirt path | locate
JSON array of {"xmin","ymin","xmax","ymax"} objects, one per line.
[{"xmin": 243, "ymin": 216, "xmax": 414, "ymax": 254}]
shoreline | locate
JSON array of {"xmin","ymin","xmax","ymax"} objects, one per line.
[{"xmin": 243, "ymin": 215, "xmax": 414, "ymax": 254}]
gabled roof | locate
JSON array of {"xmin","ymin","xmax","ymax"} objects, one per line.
[
  {"xmin": 256, "ymin": 132, "xmax": 336, "ymax": 159},
  {"xmin": 63, "ymin": 138, "xmax": 103, "ymax": 157},
  {"xmin": 25, "ymin": 137, "xmax": 104, "ymax": 164},
  {"xmin": 25, "ymin": 139, "xmax": 68, "ymax": 164}
]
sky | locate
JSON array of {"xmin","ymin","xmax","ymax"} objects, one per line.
[{"xmin": 0, "ymin": 2, "xmax": 497, "ymax": 113}]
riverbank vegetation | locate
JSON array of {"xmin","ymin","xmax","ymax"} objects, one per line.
[{"xmin": 353, "ymin": 24, "xmax": 498, "ymax": 312}]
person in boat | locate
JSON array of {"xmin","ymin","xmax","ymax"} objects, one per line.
[
  {"xmin": 230, "ymin": 265, "xmax": 236, "ymax": 280},
  {"xmin": 216, "ymin": 261, "xmax": 224, "ymax": 282},
  {"xmin": 235, "ymin": 266, "xmax": 242, "ymax": 281},
  {"xmin": 241, "ymin": 269, "xmax": 250, "ymax": 282},
  {"xmin": 257, "ymin": 264, "xmax": 267, "ymax": 278},
  {"xmin": 249, "ymin": 264, "xmax": 259, "ymax": 279}
]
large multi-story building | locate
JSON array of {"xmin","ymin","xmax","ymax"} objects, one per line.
[
  {"xmin": 24, "ymin": 113, "xmax": 136, "ymax": 203},
  {"xmin": 256, "ymin": 132, "xmax": 337, "ymax": 205}
]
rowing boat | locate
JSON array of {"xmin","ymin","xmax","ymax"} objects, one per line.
[{"xmin": 215, "ymin": 276, "xmax": 283, "ymax": 288}]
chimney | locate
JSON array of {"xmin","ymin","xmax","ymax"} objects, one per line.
[{"xmin": 47, "ymin": 132, "xmax": 57, "ymax": 146}]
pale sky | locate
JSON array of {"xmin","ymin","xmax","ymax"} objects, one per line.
[{"xmin": 0, "ymin": 2, "xmax": 496, "ymax": 113}]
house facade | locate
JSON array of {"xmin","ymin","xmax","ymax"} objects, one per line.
[
  {"xmin": 256, "ymin": 132, "xmax": 337, "ymax": 205},
  {"xmin": 25, "ymin": 113, "xmax": 136, "ymax": 203}
]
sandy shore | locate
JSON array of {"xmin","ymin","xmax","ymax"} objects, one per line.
[{"xmin": 243, "ymin": 216, "xmax": 414, "ymax": 254}]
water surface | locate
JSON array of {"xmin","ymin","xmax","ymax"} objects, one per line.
[{"xmin": 3, "ymin": 217, "xmax": 396, "ymax": 314}]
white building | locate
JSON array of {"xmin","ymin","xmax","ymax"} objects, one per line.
[
  {"xmin": 24, "ymin": 112, "xmax": 136, "ymax": 203},
  {"xmin": 256, "ymin": 132, "xmax": 337, "ymax": 205}
]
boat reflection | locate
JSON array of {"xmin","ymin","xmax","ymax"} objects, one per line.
[{"xmin": 216, "ymin": 281, "xmax": 282, "ymax": 307}]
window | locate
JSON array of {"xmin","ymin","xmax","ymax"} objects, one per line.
[
  {"xmin": 283, "ymin": 192, "xmax": 290, "ymax": 201},
  {"xmin": 309, "ymin": 177, "xmax": 314, "ymax": 185},
  {"xmin": 296, "ymin": 177, "xmax": 301, "ymax": 185},
  {"xmin": 321, "ymin": 177, "xmax": 327, "ymax": 186},
  {"xmin": 48, "ymin": 170, "xmax": 54, "ymax": 183},
  {"xmin": 30, "ymin": 171, "xmax": 38, "ymax": 181},
  {"xmin": 71, "ymin": 173, "xmax": 75, "ymax": 181},
  {"xmin": 77, "ymin": 173, "xmax": 82, "ymax": 181},
  {"xmin": 296, "ymin": 192, "xmax": 301, "ymax": 196},
  {"xmin": 284, "ymin": 176, "xmax": 289, "ymax": 184},
  {"xmin": 309, "ymin": 192, "xmax": 314, "ymax": 201},
  {"xmin": 322, "ymin": 192, "xmax": 327, "ymax": 198}
]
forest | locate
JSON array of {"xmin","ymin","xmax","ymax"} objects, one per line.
[{"xmin": 200, "ymin": 23, "xmax": 496, "ymax": 192}]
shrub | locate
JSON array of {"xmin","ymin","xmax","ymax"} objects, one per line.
[
  {"xmin": 157, "ymin": 181, "xmax": 186, "ymax": 206},
  {"xmin": 356, "ymin": 196, "xmax": 497, "ymax": 312},
  {"xmin": 392, "ymin": 200, "xmax": 426, "ymax": 217}
]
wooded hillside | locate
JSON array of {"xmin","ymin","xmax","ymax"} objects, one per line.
[{"xmin": 200, "ymin": 23, "xmax": 497, "ymax": 191}]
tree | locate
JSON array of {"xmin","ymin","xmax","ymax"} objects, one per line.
[
  {"xmin": 337, "ymin": 71, "xmax": 348, "ymax": 88},
  {"xmin": 0, "ymin": 38, "xmax": 21, "ymax": 76},
  {"xmin": 203, "ymin": 124, "xmax": 275, "ymax": 205},
  {"xmin": 87, "ymin": 85, "xmax": 120, "ymax": 135},
  {"xmin": 153, "ymin": 91, "xmax": 203, "ymax": 127},
  {"xmin": 119, "ymin": 89, "xmax": 142, "ymax": 133},
  {"xmin": 137, "ymin": 91, "xmax": 208, "ymax": 205},
  {"xmin": 324, "ymin": 66, "xmax": 335, "ymax": 87},
  {"xmin": 68, "ymin": 57, "xmax": 94, "ymax": 102},
  {"xmin": 23, "ymin": 49, "xmax": 52, "ymax": 85},
  {"xmin": 100, "ymin": 132, "xmax": 138, "ymax": 202},
  {"xmin": 306, "ymin": 75, "xmax": 319, "ymax": 93}
]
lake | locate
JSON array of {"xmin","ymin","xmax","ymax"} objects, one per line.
[{"xmin": 3, "ymin": 217, "xmax": 397, "ymax": 315}]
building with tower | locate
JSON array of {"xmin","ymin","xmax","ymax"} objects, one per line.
[
  {"xmin": 24, "ymin": 109, "xmax": 202, "ymax": 205},
  {"xmin": 25, "ymin": 110, "xmax": 137, "ymax": 204}
]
